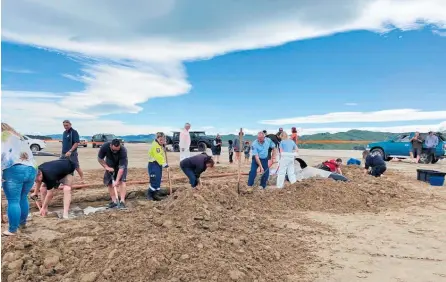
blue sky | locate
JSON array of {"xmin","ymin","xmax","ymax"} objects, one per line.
[{"xmin": 1, "ymin": 0, "xmax": 446, "ymax": 136}]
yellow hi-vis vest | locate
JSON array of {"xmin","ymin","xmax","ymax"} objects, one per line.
[{"xmin": 148, "ymin": 140, "xmax": 166, "ymax": 165}]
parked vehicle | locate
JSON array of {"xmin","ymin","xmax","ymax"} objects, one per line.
[
  {"xmin": 91, "ymin": 133, "xmax": 125, "ymax": 148},
  {"xmin": 366, "ymin": 132, "xmax": 446, "ymax": 164},
  {"xmin": 79, "ymin": 138, "xmax": 88, "ymax": 147},
  {"xmin": 23, "ymin": 135, "xmax": 46, "ymax": 152},
  {"xmin": 171, "ymin": 131, "xmax": 214, "ymax": 152}
]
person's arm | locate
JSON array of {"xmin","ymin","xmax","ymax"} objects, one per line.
[
  {"xmin": 270, "ymin": 142, "xmax": 277, "ymax": 163},
  {"xmin": 434, "ymin": 136, "xmax": 439, "ymax": 147},
  {"xmin": 364, "ymin": 156, "xmax": 371, "ymax": 175},
  {"xmin": 97, "ymin": 146, "xmax": 113, "ymax": 172},
  {"xmin": 68, "ymin": 130, "xmax": 80, "ymax": 154},
  {"xmin": 31, "ymin": 181, "xmax": 42, "ymax": 197},
  {"xmin": 337, "ymin": 167, "xmax": 343, "ymax": 175}
]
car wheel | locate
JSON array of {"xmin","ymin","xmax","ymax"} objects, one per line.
[
  {"xmin": 198, "ymin": 142, "xmax": 206, "ymax": 152},
  {"xmin": 173, "ymin": 144, "xmax": 180, "ymax": 152},
  {"xmin": 30, "ymin": 144, "xmax": 40, "ymax": 152},
  {"xmin": 370, "ymin": 148, "xmax": 384, "ymax": 158},
  {"xmin": 419, "ymin": 152, "xmax": 432, "ymax": 164}
]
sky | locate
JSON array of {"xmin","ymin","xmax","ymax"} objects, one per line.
[{"xmin": 1, "ymin": 0, "xmax": 446, "ymax": 137}]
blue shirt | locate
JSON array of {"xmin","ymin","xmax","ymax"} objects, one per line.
[
  {"xmin": 62, "ymin": 128, "xmax": 80, "ymax": 154},
  {"xmin": 251, "ymin": 138, "xmax": 276, "ymax": 159},
  {"xmin": 279, "ymin": 139, "xmax": 297, "ymax": 153},
  {"xmin": 365, "ymin": 155, "xmax": 386, "ymax": 170},
  {"xmin": 425, "ymin": 135, "xmax": 439, "ymax": 148}
]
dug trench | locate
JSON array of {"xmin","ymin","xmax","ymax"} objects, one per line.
[{"xmin": 2, "ymin": 166, "xmax": 443, "ymax": 282}]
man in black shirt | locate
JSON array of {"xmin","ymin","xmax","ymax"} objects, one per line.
[
  {"xmin": 363, "ymin": 150, "xmax": 387, "ymax": 177},
  {"xmin": 180, "ymin": 153, "xmax": 214, "ymax": 188},
  {"xmin": 32, "ymin": 159, "xmax": 76, "ymax": 219},
  {"xmin": 61, "ymin": 120, "xmax": 84, "ymax": 181},
  {"xmin": 97, "ymin": 139, "xmax": 128, "ymax": 209}
]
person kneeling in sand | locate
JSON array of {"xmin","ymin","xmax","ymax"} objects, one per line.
[
  {"xmin": 31, "ymin": 158, "xmax": 76, "ymax": 219},
  {"xmin": 180, "ymin": 153, "xmax": 214, "ymax": 189},
  {"xmin": 362, "ymin": 150, "xmax": 387, "ymax": 177}
]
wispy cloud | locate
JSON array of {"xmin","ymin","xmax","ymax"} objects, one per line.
[
  {"xmin": 2, "ymin": 68, "xmax": 35, "ymax": 74},
  {"xmin": 344, "ymin": 102, "xmax": 358, "ymax": 106},
  {"xmin": 432, "ymin": 29, "xmax": 446, "ymax": 36},
  {"xmin": 1, "ymin": 91, "xmax": 64, "ymax": 99},
  {"xmin": 2, "ymin": 0, "xmax": 446, "ymax": 133},
  {"xmin": 260, "ymin": 109, "xmax": 446, "ymax": 125}
]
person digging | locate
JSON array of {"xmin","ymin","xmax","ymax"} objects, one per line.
[
  {"xmin": 180, "ymin": 153, "xmax": 215, "ymax": 189},
  {"xmin": 31, "ymin": 158, "xmax": 76, "ymax": 219},
  {"xmin": 147, "ymin": 132, "xmax": 170, "ymax": 201},
  {"xmin": 97, "ymin": 139, "xmax": 128, "ymax": 209}
]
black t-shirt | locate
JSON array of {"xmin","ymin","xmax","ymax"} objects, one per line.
[
  {"xmin": 97, "ymin": 142, "xmax": 128, "ymax": 169},
  {"xmin": 180, "ymin": 153, "xmax": 210, "ymax": 177},
  {"xmin": 365, "ymin": 155, "xmax": 386, "ymax": 170},
  {"xmin": 38, "ymin": 159, "xmax": 76, "ymax": 189}
]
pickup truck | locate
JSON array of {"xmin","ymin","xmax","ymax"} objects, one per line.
[
  {"xmin": 170, "ymin": 131, "xmax": 214, "ymax": 152},
  {"xmin": 366, "ymin": 132, "xmax": 446, "ymax": 164}
]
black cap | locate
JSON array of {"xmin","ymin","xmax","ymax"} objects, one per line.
[
  {"xmin": 336, "ymin": 158, "xmax": 342, "ymax": 163},
  {"xmin": 111, "ymin": 139, "xmax": 121, "ymax": 146}
]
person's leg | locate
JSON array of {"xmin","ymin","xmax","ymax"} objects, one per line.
[
  {"xmin": 286, "ymin": 157, "xmax": 297, "ymax": 184},
  {"xmin": 71, "ymin": 153, "xmax": 84, "ymax": 181},
  {"xmin": 229, "ymin": 152, "xmax": 233, "ymax": 163},
  {"xmin": 276, "ymin": 157, "xmax": 288, "ymax": 188},
  {"xmin": 260, "ymin": 158, "xmax": 270, "ymax": 188},
  {"xmin": 60, "ymin": 175, "xmax": 73, "ymax": 218},
  {"xmin": 247, "ymin": 157, "xmax": 259, "ymax": 186},
  {"xmin": 181, "ymin": 167, "xmax": 197, "ymax": 188},
  {"xmin": 19, "ymin": 166, "xmax": 37, "ymax": 227},
  {"xmin": 415, "ymin": 148, "xmax": 420, "ymax": 163},
  {"xmin": 2, "ymin": 167, "xmax": 23, "ymax": 234},
  {"xmin": 118, "ymin": 169, "xmax": 128, "ymax": 204}
]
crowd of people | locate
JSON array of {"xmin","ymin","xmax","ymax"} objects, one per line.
[{"xmin": 2, "ymin": 120, "xmax": 438, "ymax": 236}]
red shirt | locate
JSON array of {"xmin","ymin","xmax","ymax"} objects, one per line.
[
  {"xmin": 291, "ymin": 133, "xmax": 298, "ymax": 144},
  {"xmin": 323, "ymin": 160, "xmax": 338, "ymax": 172}
]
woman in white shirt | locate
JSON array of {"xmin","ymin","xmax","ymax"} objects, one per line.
[{"xmin": 1, "ymin": 123, "xmax": 37, "ymax": 236}]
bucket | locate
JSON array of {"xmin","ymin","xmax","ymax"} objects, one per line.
[
  {"xmin": 429, "ymin": 176, "xmax": 445, "ymax": 186},
  {"xmin": 417, "ymin": 169, "xmax": 446, "ymax": 184}
]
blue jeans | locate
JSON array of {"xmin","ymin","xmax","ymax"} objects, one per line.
[
  {"xmin": 248, "ymin": 157, "xmax": 269, "ymax": 188},
  {"xmin": 148, "ymin": 162, "xmax": 162, "ymax": 190},
  {"xmin": 2, "ymin": 165, "xmax": 37, "ymax": 233},
  {"xmin": 181, "ymin": 166, "xmax": 198, "ymax": 188}
]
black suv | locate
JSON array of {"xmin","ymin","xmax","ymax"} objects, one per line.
[
  {"xmin": 171, "ymin": 131, "xmax": 214, "ymax": 152},
  {"xmin": 91, "ymin": 133, "xmax": 125, "ymax": 148}
]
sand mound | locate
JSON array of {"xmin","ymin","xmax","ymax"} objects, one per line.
[{"xmin": 2, "ymin": 166, "xmax": 429, "ymax": 281}]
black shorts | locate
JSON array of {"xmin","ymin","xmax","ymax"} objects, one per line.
[
  {"xmin": 104, "ymin": 168, "xmax": 128, "ymax": 186},
  {"xmin": 412, "ymin": 148, "xmax": 421, "ymax": 158},
  {"xmin": 369, "ymin": 165, "xmax": 386, "ymax": 177}
]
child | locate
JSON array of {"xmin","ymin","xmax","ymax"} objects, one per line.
[
  {"xmin": 228, "ymin": 140, "xmax": 234, "ymax": 164},
  {"xmin": 244, "ymin": 141, "xmax": 251, "ymax": 163}
]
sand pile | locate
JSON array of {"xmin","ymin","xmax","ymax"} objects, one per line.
[
  {"xmin": 2, "ymin": 185, "xmax": 317, "ymax": 282},
  {"xmin": 2, "ymin": 166, "xmax": 428, "ymax": 281},
  {"xmin": 241, "ymin": 166, "xmax": 425, "ymax": 213}
]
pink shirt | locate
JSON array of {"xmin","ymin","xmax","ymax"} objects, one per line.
[{"xmin": 179, "ymin": 129, "xmax": 191, "ymax": 148}]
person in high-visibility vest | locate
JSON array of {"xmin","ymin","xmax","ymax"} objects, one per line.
[{"xmin": 147, "ymin": 132, "xmax": 169, "ymax": 201}]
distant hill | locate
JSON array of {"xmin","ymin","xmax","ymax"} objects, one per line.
[{"xmin": 35, "ymin": 130, "xmax": 399, "ymax": 150}]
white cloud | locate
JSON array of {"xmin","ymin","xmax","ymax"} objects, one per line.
[
  {"xmin": 2, "ymin": 68, "xmax": 35, "ymax": 74},
  {"xmin": 432, "ymin": 29, "xmax": 446, "ymax": 36},
  {"xmin": 344, "ymin": 102, "xmax": 358, "ymax": 106},
  {"xmin": 2, "ymin": 0, "xmax": 446, "ymax": 134},
  {"xmin": 260, "ymin": 109, "xmax": 446, "ymax": 125}
]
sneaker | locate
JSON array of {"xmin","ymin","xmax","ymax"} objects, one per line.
[
  {"xmin": 107, "ymin": 201, "xmax": 118, "ymax": 209},
  {"xmin": 118, "ymin": 201, "xmax": 126, "ymax": 209},
  {"xmin": 157, "ymin": 188, "xmax": 169, "ymax": 197}
]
